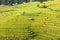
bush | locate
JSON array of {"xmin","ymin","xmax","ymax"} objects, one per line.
[{"xmin": 36, "ymin": 0, "xmax": 48, "ymax": 3}]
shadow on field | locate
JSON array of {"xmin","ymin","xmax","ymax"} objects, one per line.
[
  {"xmin": 0, "ymin": 35, "xmax": 37, "ymax": 40},
  {"xmin": 0, "ymin": 10, "xmax": 16, "ymax": 13},
  {"xmin": 0, "ymin": 37, "xmax": 21, "ymax": 40}
]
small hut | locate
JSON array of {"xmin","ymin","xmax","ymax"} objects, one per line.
[{"xmin": 28, "ymin": 18, "xmax": 35, "ymax": 21}]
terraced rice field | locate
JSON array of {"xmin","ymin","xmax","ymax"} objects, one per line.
[{"xmin": 0, "ymin": 0, "xmax": 60, "ymax": 40}]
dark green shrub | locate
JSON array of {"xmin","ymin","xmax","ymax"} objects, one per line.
[
  {"xmin": 0, "ymin": 0, "xmax": 1, "ymax": 5},
  {"xmin": 36, "ymin": 0, "xmax": 48, "ymax": 3}
]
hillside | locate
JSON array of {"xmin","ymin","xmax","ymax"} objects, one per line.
[{"xmin": 0, "ymin": 0, "xmax": 60, "ymax": 40}]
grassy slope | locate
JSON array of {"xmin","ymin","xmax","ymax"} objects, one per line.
[{"xmin": 0, "ymin": 0, "xmax": 60, "ymax": 40}]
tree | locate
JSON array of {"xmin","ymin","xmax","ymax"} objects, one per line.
[
  {"xmin": 0, "ymin": 0, "xmax": 1, "ymax": 5},
  {"xmin": 30, "ymin": 0, "xmax": 34, "ymax": 2},
  {"xmin": 17, "ymin": 0, "xmax": 20, "ymax": 4},
  {"xmin": 9, "ymin": 0, "xmax": 14, "ymax": 5},
  {"xmin": 36, "ymin": 0, "xmax": 48, "ymax": 3},
  {"xmin": 4, "ymin": 0, "xmax": 8, "ymax": 5}
]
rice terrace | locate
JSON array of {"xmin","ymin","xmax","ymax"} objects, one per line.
[{"xmin": 0, "ymin": 0, "xmax": 60, "ymax": 40}]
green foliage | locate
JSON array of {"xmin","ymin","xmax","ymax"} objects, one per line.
[
  {"xmin": 0, "ymin": 0, "xmax": 2, "ymax": 5},
  {"xmin": 0, "ymin": 0, "xmax": 51, "ymax": 5},
  {"xmin": 36, "ymin": 0, "xmax": 48, "ymax": 3}
]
